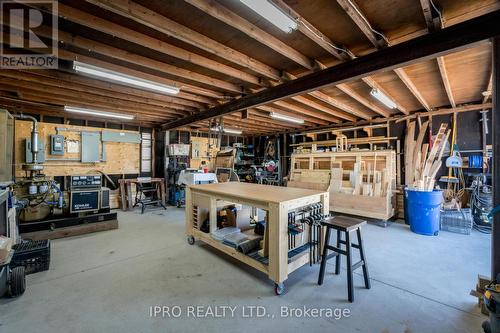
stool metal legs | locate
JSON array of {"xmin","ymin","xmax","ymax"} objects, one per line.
[{"xmin": 317, "ymin": 226, "xmax": 331, "ymax": 286}]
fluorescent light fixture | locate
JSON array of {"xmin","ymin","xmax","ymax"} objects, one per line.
[
  {"xmin": 210, "ymin": 126, "xmax": 243, "ymax": 135},
  {"xmin": 239, "ymin": 0, "xmax": 298, "ymax": 33},
  {"xmin": 270, "ymin": 112, "xmax": 304, "ymax": 124},
  {"xmin": 64, "ymin": 106, "xmax": 135, "ymax": 120},
  {"xmin": 370, "ymin": 89, "xmax": 397, "ymax": 109},
  {"xmin": 73, "ymin": 61, "xmax": 180, "ymax": 95}
]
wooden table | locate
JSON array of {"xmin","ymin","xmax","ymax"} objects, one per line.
[
  {"xmin": 118, "ymin": 178, "xmax": 166, "ymax": 211},
  {"xmin": 185, "ymin": 182, "xmax": 329, "ymax": 294}
]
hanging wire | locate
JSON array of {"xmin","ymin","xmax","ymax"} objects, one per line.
[
  {"xmin": 429, "ymin": 0, "xmax": 444, "ymax": 25},
  {"xmin": 346, "ymin": 0, "xmax": 390, "ymax": 46},
  {"xmin": 297, "ymin": 18, "xmax": 357, "ymax": 59}
]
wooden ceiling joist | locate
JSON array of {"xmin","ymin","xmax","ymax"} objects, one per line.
[
  {"xmin": 162, "ymin": 10, "xmax": 500, "ymax": 129},
  {"xmin": 0, "ymin": 78, "xmax": 190, "ymax": 117},
  {"xmin": 56, "ymin": 49, "xmax": 220, "ymax": 104},
  {"xmin": 419, "ymin": 0, "xmax": 443, "ymax": 32},
  {"xmin": 57, "ymin": 3, "xmax": 263, "ymax": 87},
  {"xmin": 183, "ymin": 0, "xmax": 314, "ymax": 70},
  {"xmin": 271, "ymin": 0, "xmax": 351, "ymax": 61},
  {"xmin": 0, "ymin": 71, "xmax": 198, "ymax": 113},
  {"xmin": 254, "ymin": 105, "xmax": 329, "ymax": 126},
  {"xmin": 337, "ymin": 83, "xmax": 391, "ymax": 117},
  {"xmin": 336, "ymin": 0, "xmax": 388, "ymax": 48},
  {"xmin": 338, "ymin": 0, "xmax": 432, "ymax": 112},
  {"xmin": 181, "ymin": 0, "xmax": 370, "ymax": 122},
  {"xmin": 436, "ymin": 56, "xmax": 456, "ymax": 108},
  {"xmin": 85, "ymin": 0, "xmax": 282, "ymax": 81},
  {"xmin": 19, "ymin": 70, "xmax": 206, "ymax": 109},
  {"xmin": 393, "ymin": 68, "xmax": 432, "ymax": 111}
]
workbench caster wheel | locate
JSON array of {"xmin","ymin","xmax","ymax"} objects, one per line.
[
  {"xmin": 50, "ymin": 223, "xmax": 56, "ymax": 231},
  {"xmin": 274, "ymin": 283, "xmax": 285, "ymax": 296},
  {"xmin": 8, "ymin": 266, "xmax": 26, "ymax": 298},
  {"xmin": 187, "ymin": 235, "xmax": 195, "ymax": 245}
]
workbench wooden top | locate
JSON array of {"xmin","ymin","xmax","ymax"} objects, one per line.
[{"xmin": 188, "ymin": 182, "xmax": 327, "ymax": 204}]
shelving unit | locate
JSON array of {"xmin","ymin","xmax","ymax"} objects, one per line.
[{"xmin": 289, "ymin": 150, "xmax": 396, "ymax": 220}]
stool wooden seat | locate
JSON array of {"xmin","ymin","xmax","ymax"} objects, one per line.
[{"xmin": 318, "ymin": 215, "xmax": 371, "ymax": 302}]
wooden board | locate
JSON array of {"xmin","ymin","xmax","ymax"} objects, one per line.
[
  {"xmin": 14, "ymin": 120, "xmax": 140, "ymax": 177},
  {"xmin": 189, "ymin": 182, "xmax": 327, "ymax": 205},
  {"xmin": 20, "ymin": 219, "xmax": 118, "ymax": 240}
]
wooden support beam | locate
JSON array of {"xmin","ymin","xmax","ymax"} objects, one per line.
[
  {"xmin": 183, "ymin": 0, "xmax": 313, "ymax": 69},
  {"xmin": 273, "ymin": 100, "xmax": 340, "ymax": 124},
  {"xmin": 291, "ymin": 95, "xmax": 358, "ymax": 122},
  {"xmin": 337, "ymin": 83, "xmax": 391, "ymax": 117},
  {"xmin": 338, "ymin": 0, "xmax": 431, "ymax": 112},
  {"xmin": 58, "ymin": 3, "xmax": 263, "ymax": 86},
  {"xmin": 306, "ymin": 91, "xmax": 370, "ymax": 120},
  {"xmin": 33, "ymin": 26, "xmax": 244, "ymax": 94},
  {"xmin": 85, "ymin": 0, "xmax": 282, "ymax": 80},
  {"xmin": 162, "ymin": 9, "xmax": 500, "ymax": 129},
  {"xmin": 0, "ymin": 78, "xmax": 189, "ymax": 117},
  {"xmin": 394, "ymin": 68, "xmax": 432, "ymax": 111},
  {"xmin": 0, "ymin": 71, "xmax": 198, "ymax": 112},
  {"xmin": 419, "ymin": 0, "xmax": 443, "ymax": 32},
  {"xmin": 255, "ymin": 105, "xmax": 329, "ymax": 126},
  {"xmin": 336, "ymin": 0, "xmax": 388, "ymax": 48},
  {"xmin": 57, "ymin": 49, "xmax": 220, "ymax": 104},
  {"xmin": 361, "ymin": 77, "xmax": 408, "ymax": 114},
  {"xmin": 436, "ymin": 56, "xmax": 457, "ymax": 108},
  {"xmin": 14, "ymin": 69, "xmax": 205, "ymax": 109}
]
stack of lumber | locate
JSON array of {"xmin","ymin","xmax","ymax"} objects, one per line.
[
  {"xmin": 405, "ymin": 121, "xmax": 450, "ymax": 191},
  {"xmin": 348, "ymin": 162, "xmax": 389, "ymax": 198},
  {"xmin": 289, "ymin": 150, "xmax": 396, "ymax": 220}
]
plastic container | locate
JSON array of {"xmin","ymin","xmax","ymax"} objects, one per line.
[
  {"xmin": 11, "ymin": 240, "xmax": 50, "ymax": 274},
  {"xmin": 405, "ymin": 189, "xmax": 443, "ymax": 236}
]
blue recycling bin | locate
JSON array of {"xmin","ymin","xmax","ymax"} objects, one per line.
[{"xmin": 405, "ymin": 188, "xmax": 443, "ymax": 236}]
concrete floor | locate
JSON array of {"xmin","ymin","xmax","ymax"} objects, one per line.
[{"xmin": 0, "ymin": 207, "xmax": 491, "ymax": 333}]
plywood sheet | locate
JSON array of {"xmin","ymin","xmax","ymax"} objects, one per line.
[{"xmin": 14, "ymin": 120, "xmax": 140, "ymax": 177}]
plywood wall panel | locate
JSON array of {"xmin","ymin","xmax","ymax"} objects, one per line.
[{"xmin": 14, "ymin": 120, "xmax": 140, "ymax": 177}]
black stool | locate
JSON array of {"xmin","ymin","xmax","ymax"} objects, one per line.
[{"xmin": 317, "ymin": 216, "xmax": 371, "ymax": 302}]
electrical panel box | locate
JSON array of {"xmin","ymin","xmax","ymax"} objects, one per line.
[
  {"xmin": 81, "ymin": 132, "xmax": 101, "ymax": 163},
  {"xmin": 25, "ymin": 138, "xmax": 45, "ymax": 163},
  {"xmin": 50, "ymin": 134, "xmax": 65, "ymax": 155}
]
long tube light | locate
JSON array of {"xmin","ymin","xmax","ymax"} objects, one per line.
[
  {"xmin": 64, "ymin": 106, "xmax": 135, "ymax": 120},
  {"xmin": 370, "ymin": 88, "xmax": 397, "ymax": 109},
  {"xmin": 210, "ymin": 126, "xmax": 243, "ymax": 135},
  {"xmin": 239, "ymin": 0, "xmax": 298, "ymax": 33},
  {"xmin": 270, "ymin": 112, "xmax": 304, "ymax": 124},
  {"xmin": 73, "ymin": 61, "xmax": 180, "ymax": 95}
]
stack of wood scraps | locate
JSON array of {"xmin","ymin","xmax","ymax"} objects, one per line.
[{"xmin": 405, "ymin": 121, "xmax": 450, "ymax": 191}]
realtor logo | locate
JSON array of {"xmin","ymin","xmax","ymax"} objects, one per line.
[{"xmin": 0, "ymin": 0, "xmax": 58, "ymax": 68}]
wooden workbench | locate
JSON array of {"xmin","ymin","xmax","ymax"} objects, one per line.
[{"xmin": 185, "ymin": 182, "xmax": 329, "ymax": 294}]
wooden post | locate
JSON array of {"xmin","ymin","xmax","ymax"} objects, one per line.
[
  {"xmin": 268, "ymin": 202, "xmax": 288, "ymax": 284},
  {"xmin": 492, "ymin": 37, "xmax": 500, "ymax": 279}
]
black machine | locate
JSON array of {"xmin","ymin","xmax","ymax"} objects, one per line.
[
  {"xmin": 254, "ymin": 137, "xmax": 282, "ymax": 185},
  {"xmin": 18, "ymin": 174, "xmax": 116, "ymax": 234},
  {"xmin": 0, "ymin": 189, "xmax": 26, "ymax": 298}
]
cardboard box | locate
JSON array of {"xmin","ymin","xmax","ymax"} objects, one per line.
[{"xmin": 0, "ymin": 236, "xmax": 13, "ymax": 263}]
